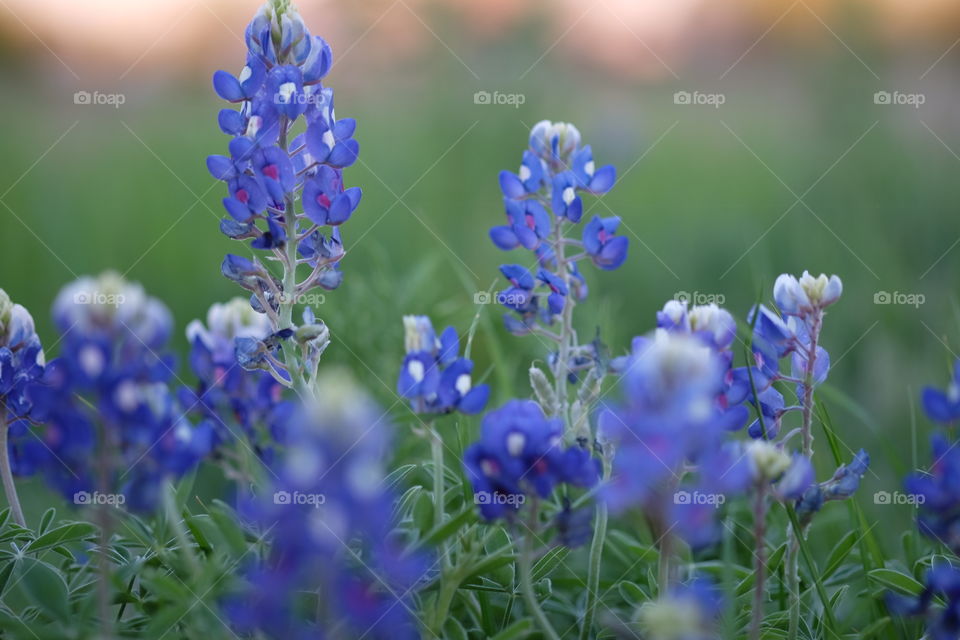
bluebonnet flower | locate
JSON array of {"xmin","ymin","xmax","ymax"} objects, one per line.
[
  {"xmin": 397, "ymin": 315, "xmax": 489, "ymax": 415},
  {"xmin": 903, "ymin": 435, "xmax": 960, "ymax": 552},
  {"xmin": 922, "ymin": 359, "xmax": 960, "ymax": 424},
  {"xmin": 794, "ymin": 449, "xmax": 870, "ymax": 523},
  {"xmin": 599, "ymin": 331, "xmax": 733, "ymax": 548},
  {"xmin": 489, "ymin": 121, "xmax": 627, "ymax": 354},
  {"xmin": 736, "ymin": 272, "xmax": 842, "ymax": 440},
  {"xmin": 180, "ymin": 298, "xmax": 291, "ymax": 459},
  {"xmin": 0, "ymin": 289, "xmax": 45, "ymax": 421},
  {"xmin": 655, "ymin": 300, "xmax": 749, "ymax": 431},
  {"xmin": 887, "ymin": 564, "xmax": 960, "ymax": 640},
  {"xmin": 463, "ymin": 399, "xmax": 599, "ymax": 521},
  {"xmin": 582, "ymin": 215, "xmax": 628, "ymax": 271},
  {"xmin": 209, "ymin": 0, "xmax": 360, "ymax": 352},
  {"xmin": 17, "ymin": 273, "xmax": 212, "ymax": 511},
  {"xmin": 635, "ymin": 577, "xmax": 723, "ymax": 640},
  {"xmin": 229, "ymin": 374, "xmax": 424, "ymax": 640}
]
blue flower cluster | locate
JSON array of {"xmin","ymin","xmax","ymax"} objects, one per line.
[
  {"xmin": 599, "ymin": 330, "xmax": 743, "ymax": 548},
  {"xmin": 0, "ymin": 289, "xmax": 45, "ymax": 422},
  {"xmin": 397, "ymin": 315, "xmax": 489, "ymax": 416},
  {"xmin": 888, "ymin": 359, "xmax": 960, "ymax": 638},
  {"xmin": 793, "ymin": 448, "xmax": 869, "ymax": 522},
  {"xmin": 463, "ymin": 399, "xmax": 599, "ymax": 521},
  {"xmin": 180, "ymin": 298, "xmax": 291, "ymax": 459},
  {"xmin": 742, "ymin": 272, "xmax": 841, "ymax": 439},
  {"xmin": 600, "ymin": 276, "xmax": 867, "ymax": 550},
  {"xmin": 15, "ymin": 273, "xmax": 213, "ymax": 511},
  {"xmin": 208, "ymin": 1, "xmax": 359, "ymax": 342},
  {"xmin": 229, "ymin": 376, "xmax": 424, "ymax": 640},
  {"xmin": 654, "ymin": 299, "xmax": 749, "ymax": 431},
  {"xmin": 490, "ymin": 121, "xmax": 627, "ymax": 339}
]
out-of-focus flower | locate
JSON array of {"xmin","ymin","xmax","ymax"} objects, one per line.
[
  {"xmin": 19, "ymin": 273, "xmax": 212, "ymax": 511},
  {"xmin": 922, "ymin": 360, "xmax": 960, "ymax": 424},
  {"xmin": 180, "ymin": 298, "xmax": 289, "ymax": 457},
  {"xmin": 0, "ymin": 289, "xmax": 45, "ymax": 420},
  {"xmin": 463, "ymin": 399, "xmax": 599, "ymax": 521},
  {"xmin": 636, "ymin": 577, "xmax": 723, "ymax": 640},
  {"xmin": 229, "ymin": 372, "xmax": 424, "ymax": 640}
]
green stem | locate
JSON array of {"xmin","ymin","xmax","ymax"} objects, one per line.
[
  {"xmin": 786, "ymin": 535, "xmax": 800, "ymax": 640},
  {"xmin": 579, "ymin": 501, "xmax": 607, "ymax": 640},
  {"xmin": 0, "ymin": 414, "xmax": 25, "ymax": 527},
  {"xmin": 749, "ymin": 484, "xmax": 768, "ymax": 640},
  {"xmin": 517, "ymin": 501, "xmax": 560, "ymax": 640},
  {"xmin": 788, "ymin": 310, "xmax": 822, "ymax": 640},
  {"xmin": 579, "ymin": 460, "xmax": 611, "ymax": 640}
]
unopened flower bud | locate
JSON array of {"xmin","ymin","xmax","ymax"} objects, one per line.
[
  {"xmin": 747, "ymin": 440, "xmax": 791, "ymax": 481},
  {"xmin": 402, "ymin": 315, "xmax": 435, "ymax": 354},
  {"xmin": 529, "ymin": 365, "xmax": 558, "ymax": 416}
]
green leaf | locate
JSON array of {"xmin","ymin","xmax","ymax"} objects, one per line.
[
  {"xmin": 38, "ymin": 508, "xmax": 56, "ymax": 535},
  {"xmin": 209, "ymin": 500, "xmax": 249, "ymax": 555},
  {"xmin": 822, "ymin": 530, "xmax": 859, "ymax": 581},
  {"xmin": 767, "ymin": 543, "xmax": 787, "ymax": 574},
  {"xmin": 867, "ymin": 568, "xmax": 925, "ymax": 595},
  {"xmin": 490, "ymin": 619, "xmax": 533, "ymax": 640},
  {"xmin": 443, "ymin": 616, "xmax": 469, "ymax": 640},
  {"xmin": 408, "ymin": 505, "xmax": 476, "ymax": 553},
  {"xmin": 412, "ymin": 491, "xmax": 434, "ymax": 535},
  {"xmin": 25, "ymin": 522, "xmax": 98, "ymax": 553},
  {"xmin": 0, "ymin": 558, "xmax": 15, "ymax": 596},
  {"xmin": 15, "ymin": 556, "xmax": 70, "ymax": 622},
  {"xmin": 531, "ymin": 547, "xmax": 569, "ymax": 583},
  {"xmin": 617, "ymin": 580, "xmax": 647, "ymax": 604}
]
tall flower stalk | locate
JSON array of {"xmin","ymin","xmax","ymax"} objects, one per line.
[
  {"xmin": 208, "ymin": 0, "xmax": 357, "ymax": 401},
  {"xmin": 484, "ymin": 120, "xmax": 626, "ymax": 639},
  {"xmin": 0, "ymin": 289, "xmax": 44, "ymax": 527}
]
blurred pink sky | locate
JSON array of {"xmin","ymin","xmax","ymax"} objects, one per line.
[{"xmin": 0, "ymin": 0, "xmax": 957, "ymax": 81}]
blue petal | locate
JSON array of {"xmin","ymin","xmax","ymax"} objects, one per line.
[
  {"xmin": 499, "ymin": 171, "xmax": 525, "ymax": 198},
  {"xmin": 459, "ymin": 385, "xmax": 489, "ymax": 414},
  {"xmin": 218, "ymin": 109, "xmax": 245, "ymax": 135},
  {"xmin": 213, "ymin": 70, "xmax": 244, "ymax": 102},
  {"xmin": 206, "ymin": 155, "xmax": 235, "ymax": 181},
  {"xmin": 489, "ymin": 226, "xmax": 519, "ymax": 250},
  {"xmin": 589, "ymin": 165, "xmax": 617, "ymax": 193}
]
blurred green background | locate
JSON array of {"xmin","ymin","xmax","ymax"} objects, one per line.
[{"xmin": 0, "ymin": 0, "xmax": 959, "ymax": 554}]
